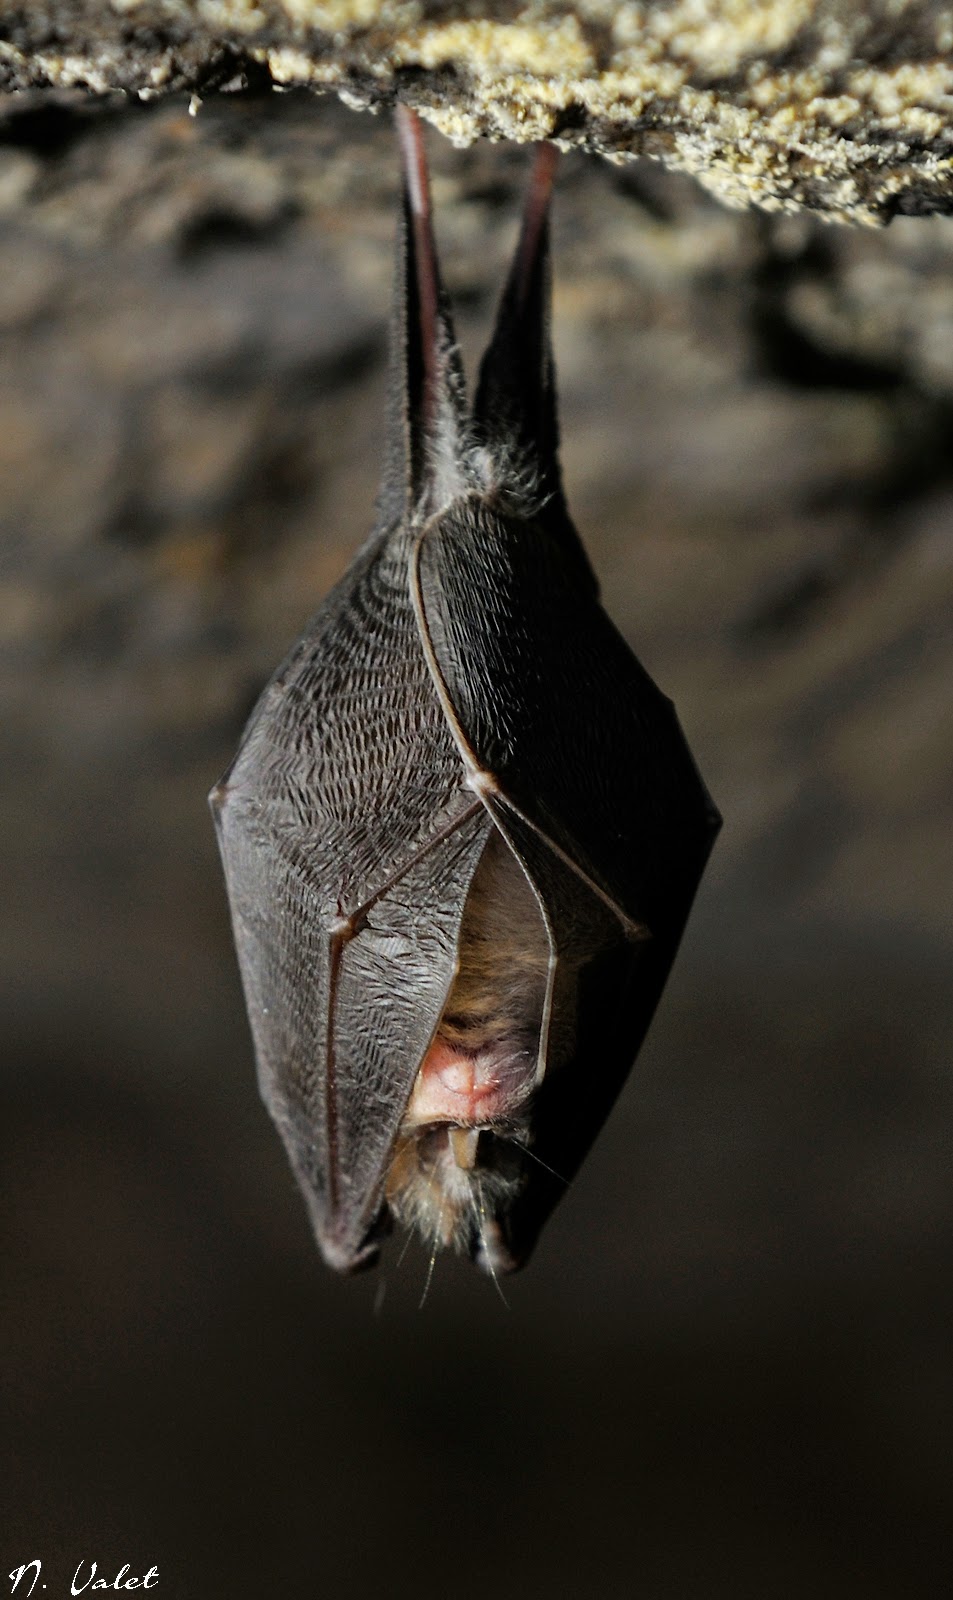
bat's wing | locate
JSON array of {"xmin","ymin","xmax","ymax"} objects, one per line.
[
  {"xmin": 449, "ymin": 133, "xmax": 719, "ymax": 926},
  {"xmin": 413, "ymin": 505, "xmax": 720, "ymax": 1261},
  {"xmin": 414, "ymin": 502, "xmax": 720, "ymax": 940},
  {"xmin": 212, "ymin": 531, "xmax": 492, "ymax": 1270},
  {"xmin": 408, "ymin": 135, "xmax": 718, "ymax": 1263},
  {"xmin": 213, "ymin": 110, "xmax": 495, "ymax": 1273}
]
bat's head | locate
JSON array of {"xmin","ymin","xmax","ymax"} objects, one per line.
[{"xmin": 383, "ymin": 823, "xmax": 551, "ymax": 1275}]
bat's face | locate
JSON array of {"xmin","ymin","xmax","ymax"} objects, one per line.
[
  {"xmin": 211, "ymin": 112, "xmax": 720, "ymax": 1279},
  {"xmin": 384, "ymin": 824, "xmax": 551, "ymax": 1273}
]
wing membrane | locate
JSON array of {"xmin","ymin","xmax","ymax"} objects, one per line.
[
  {"xmin": 213, "ymin": 531, "xmax": 493, "ymax": 1267},
  {"xmin": 416, "ymin": 501, "xmax": 720, "ymax": 946}
]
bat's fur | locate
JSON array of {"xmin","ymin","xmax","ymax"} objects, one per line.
[
  {"xmin": 438, "ymin": 825, "xmax": 549, "ymax": 1053},
  {"xmin": 426, "ymin": 426, "xmax": 549, "ymax": 525},
  {"xmin": 385, "ymin": 826, "xmax": 550, "ymax": 1265}
]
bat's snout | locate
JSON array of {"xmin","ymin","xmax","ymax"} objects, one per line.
[{"xmin": 404, "ymin": 1035, "xmax": 534, "ymax": 1127}]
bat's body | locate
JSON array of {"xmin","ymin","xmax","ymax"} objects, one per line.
[
  {"xmin": 387, "ymin": 826, "xmax": 550, "ymax": 1267},
  {"xmin": 212, "ymin": 110, "xmax": 720, "ymax": 1275}
]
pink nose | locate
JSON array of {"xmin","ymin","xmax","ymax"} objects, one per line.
[{"xmin": 405, "ymin": 1039, "xmax": 503, "ymax": 1125}]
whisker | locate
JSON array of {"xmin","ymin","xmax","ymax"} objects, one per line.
[
  {"xmin": 504, "ymin": 1136, "xmax": 568, "ymax": 1186},
  {"xmin": 418, "ymin": 1171, "xmax": 447, "ymax": 1310},
  {"xmin": 395, "ymin": 1225, "xmax": 415, "ymax": 1270},
  {"xmin": 418, "ymin": 1230, "xmax": 440, "ymax": 1310},
  {"xmin": 474, "ymin": 1174, "xmax": 509, "ymax": 1310}
]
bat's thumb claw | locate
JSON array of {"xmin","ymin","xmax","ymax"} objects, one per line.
[{"xmin": 319, "ymin": 1232, "xmax": 382, "ymax": 1275}]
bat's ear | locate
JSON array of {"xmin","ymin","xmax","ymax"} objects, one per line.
[
  {"xmin": 473, "ymin": 147, "xmax": 564, "ymax": 510},
  {"xmin": 378, "ymin": 106, "xmax": 468, "ymax": 528}
]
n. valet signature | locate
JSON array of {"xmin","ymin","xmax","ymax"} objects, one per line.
[{"xmin": 9, "ymin": 1561, "xmax": 158, "ymax": 1594}]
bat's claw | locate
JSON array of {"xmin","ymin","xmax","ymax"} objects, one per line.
[
  {"xmin": 465, "ymin": 768, "xmax": 501, "ymax": 799},
  {"xmin": 318, "ymin": 1225, "xmax": 384, "ymax": 1275},
  {"xmin": 208, "ymin": 780, "xmax": 230, "ymax": 814}
]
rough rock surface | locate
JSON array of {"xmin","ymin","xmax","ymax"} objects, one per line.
[
  {"xmin": 2, "ymin": 1, "xmax": 953, "ymax": 220},
  {"xmin": 3, "ymin": 87, "xmax": 953, "ymax": 1600}
]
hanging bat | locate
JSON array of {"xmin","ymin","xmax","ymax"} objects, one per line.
[{"xmin": 210, "ymin": 107, "xmax": 721, "ymax": 1278}]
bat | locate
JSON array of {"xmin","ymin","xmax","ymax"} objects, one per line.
[{"xmin": 210, "ymin": 107, "xmax": 721, "ymax": 1278}]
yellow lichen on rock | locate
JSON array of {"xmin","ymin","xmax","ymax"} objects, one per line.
[
  {"xmin": 3, "ymin": 0, "xmax": 953, "ymax": 221},
  {"xmin": 406, "ymin": 17, "xmax": 594, "ymax": 79}
]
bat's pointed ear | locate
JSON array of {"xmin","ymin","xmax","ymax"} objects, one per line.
[
  {"xmin": 473, "ymin": 144, "xmax": 565, "ymax": 515},
  {"xmin": 378, "ymin": 106, "xmax": 468, "ymax": 527}
]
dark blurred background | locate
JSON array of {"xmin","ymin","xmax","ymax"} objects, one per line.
[{"xmin": 2, "ymin": 90, "xmax": 951, "ymax": 1597}]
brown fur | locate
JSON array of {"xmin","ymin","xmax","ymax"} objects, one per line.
[{"xmin": 385, "ymin": 826, "xmax": 550, "ymax": 1258}]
